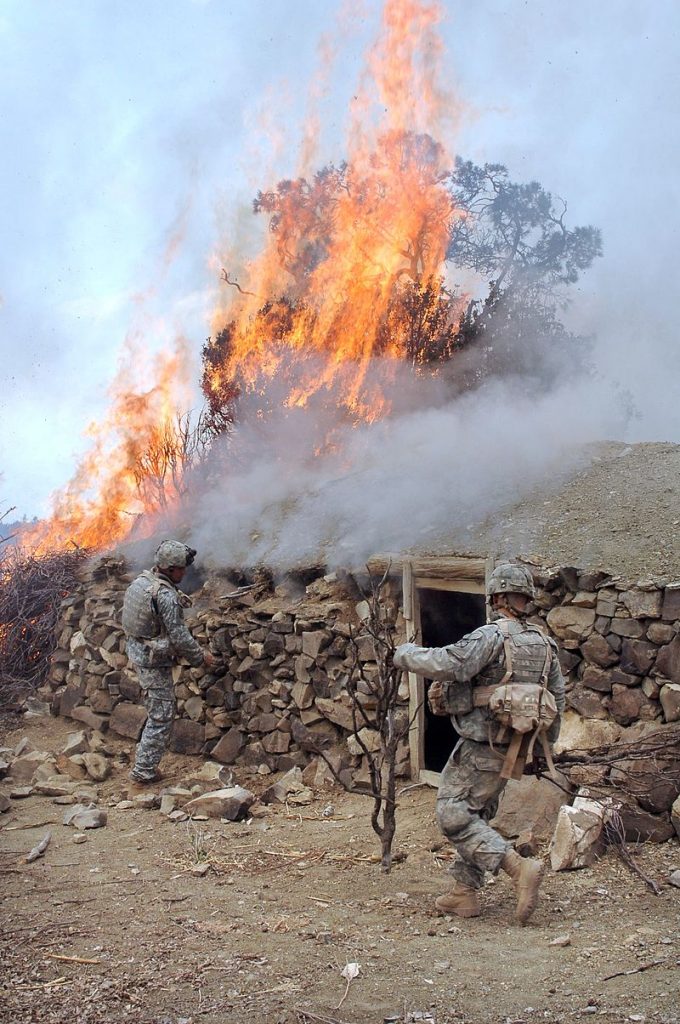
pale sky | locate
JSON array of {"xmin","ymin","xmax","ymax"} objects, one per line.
[{"xmin": 1, "ymin": 0, "xmax": 679, "ymax": 518}]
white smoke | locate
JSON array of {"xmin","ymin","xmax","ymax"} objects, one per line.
[{"xmin": 180, "ymin": 361, "xmax": 627, "ymax": 573}]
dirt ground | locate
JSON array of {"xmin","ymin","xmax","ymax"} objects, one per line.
[{"xmin": 1, "ymin": 714, "xmax": 679, "ymax": 1024}]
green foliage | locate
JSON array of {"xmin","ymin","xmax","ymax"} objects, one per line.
[{"xmin": 447, "ymin": 157, "xmax": 602, "ymax": 294}]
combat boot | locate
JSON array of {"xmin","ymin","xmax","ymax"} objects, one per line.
[
  {"xmin": 127, "ymin": 769, "xmax": 162, "ymax": 792},
  {"xmin": 501, "ymin": 848, "xmax": 545, "ymax": 925},
  {"xmin": 434, "ymin": 882, "xmax": 481, "ymax": 918}
]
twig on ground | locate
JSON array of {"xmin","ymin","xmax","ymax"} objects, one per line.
[
  {"xmin": 603, "ymin": 957, "xmax": 670, "ymax": 981},
  {"xmin": 16, "ymin": 976, "xmax": 68, "ymax": 990},
  {"xmin": 397, "ymin": 782, "xmax": 429, "ymax": 796},
  {"xmin": 333, "ymin": 963, "xmax": 360, "ymax": 1011},
  {"xmin": 25, "ymin": 831, "xmax": 51, "ymax": 863},
  {"xmin": 295, "ymin": 1010, "xmax": 350, "ymax": 1024},
  {"xmin": 3, "ymin": 820, "xmax": 59, "ymax": 830},
  {"xmin": 2, "ymin": 923, "xmax": 66, "ymax": 936},
  {"xmin": 52, "ymin": 897, "xmax": 98, "ymax": 905},
  {"xmin": 47, "ymin": 953, "xmax": 101, "ymax": 965}
]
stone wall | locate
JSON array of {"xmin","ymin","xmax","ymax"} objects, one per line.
[
  {"xmin": 48, "ymin": 557, "xmax": 409, "ymax": 788},
  {"xmin": 529, "ymin": 566, "xmax": 680, "ymax": 729},
  {"xmin": 46, "ymin": 557, "xmax": 680, "ymax": 819}
]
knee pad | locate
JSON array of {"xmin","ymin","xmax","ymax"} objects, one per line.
[{"xmin": 148, "ymin": 698, "xmax": 175, "ymax": 724}]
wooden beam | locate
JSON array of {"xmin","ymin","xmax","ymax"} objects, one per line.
[
  {"xmin": 402, "ymin": 561, "xmax": 424, "ymax": 781},
  {"xmin": 368, "ymin": 554, "xmax": 486, "ymax": 582},
  {"xmin": 403, "ymin": 560, "xmax": 414, "ymax": 621},
  {"xmin": 415, "ymin": 577, "xmax": 484, "ymax": 594}
]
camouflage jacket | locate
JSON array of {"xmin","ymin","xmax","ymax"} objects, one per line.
[
  {"xmin": 393, "ymin": 616, "xmax": 565, "ymax": 744},
  {"xmin": 122, "ymin": 569, "xmax": 203, "ymax": 669}
]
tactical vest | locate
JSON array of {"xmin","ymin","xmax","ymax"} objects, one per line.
[
  {"xmin": 473, "ymin": 618, "xmax": 558, "ymax": 780},
  {"xmin": 476, "ymin": 618, "xmax": 552, "ymax": 689},
  {"xmin": 121, "ymin": 570, "xmax": 173, "ymax": 639}
]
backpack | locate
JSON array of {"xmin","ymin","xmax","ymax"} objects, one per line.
[{"xmin": 474, "ymin": 619, "xmax": 559, "ymax": 781}]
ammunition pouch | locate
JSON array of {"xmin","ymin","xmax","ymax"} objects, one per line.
[
  {"xmin": 133, "ymin": 636, "xmax": 172, "ymax": 668},
  {"xmin": 428, "ymin": 679, "xmax": 473, "ymax": 717},
  {"xmin": 473, "ymin": 682, "xmax": 558, "ymax": 781}
]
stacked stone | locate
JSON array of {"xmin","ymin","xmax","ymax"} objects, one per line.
[
  {"xmin": 49, "ymin": 556, "xmax": 678, "ymax": 820},
  {"xmin": 529, "ymin": 567, "xmax": 680, "ymax": 727},
  {"xmin": 529, "ymin": 567, "xmax": 680, "ymax": 835},
  {"xmin": 49, "ymin": 559, "xmax": 408, "ymax": 785},
  {"xmin": 48, "ymin": 556, "xmax": 132, "ymax": 735}
]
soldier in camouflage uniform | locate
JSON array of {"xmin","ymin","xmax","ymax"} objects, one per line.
[
  {"xmin": 122, "ymin": 540, "xmax": 217, "ymax": 784},
  {"xmin": 394, "ymin": 562, "xmax": 565, "ymax": 924}
]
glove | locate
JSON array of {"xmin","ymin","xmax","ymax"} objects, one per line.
[{"xmin": 546, "ymin": 714, "xmax": 561, "ymax": 745}]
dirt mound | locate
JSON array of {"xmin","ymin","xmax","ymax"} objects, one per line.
[
  {"xmin": 449, "ymin": 441, "xmax": 680, "ymax": 581},
  {"xmin": 510, "ymin": 441, "xmax": 680, "ymax": 579}
]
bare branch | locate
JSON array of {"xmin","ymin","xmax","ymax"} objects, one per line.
[
  {"xmin": 306, "ymin": 568, "xmax": 409, "ymax": 871},
  {"xmin": 220, "ymin": 269, "xmax": 256, "ymax": 297},
  {"xmin": 603, "ymin": 809, "xmax": 664, "ymax": 896}
]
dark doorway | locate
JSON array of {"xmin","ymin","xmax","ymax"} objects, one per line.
[{"xmin": 418, "ymin": 587, "xmax": 487, "ymax": 772}]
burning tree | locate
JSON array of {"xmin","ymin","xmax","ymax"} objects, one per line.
[
  {"xmin": 18, "ymin": 0, "xmax": 604, "ymax": 564},
  {"xmin": 202, "ymin": 137, "xmax": 601, "ymax": 431},
  {"xmin": 132, "ymin": 410, "xmax": 216, "ymax": 512}
]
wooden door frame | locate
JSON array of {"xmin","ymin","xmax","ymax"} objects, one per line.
[{"xmin": 402, "ymin": 556, "xmax": 490, "ymax": 786}]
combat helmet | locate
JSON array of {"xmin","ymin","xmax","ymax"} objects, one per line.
[
  {"xmin": 154, "ymin": 539, "xmax": 197, "ymax": 570},
  {"xmin": 488, "ymin": 562, "xmax": 535, "ymax": 599}
]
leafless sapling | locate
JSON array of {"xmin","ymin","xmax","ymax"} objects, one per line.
[{"xmin": 313, "ymin": 567, "xmax": 420, "ymax": 873}]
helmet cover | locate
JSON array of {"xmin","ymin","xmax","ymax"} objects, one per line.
[
  {"xmin": 488, "ymin": 562, "xmax": 535, "ymax": 599},
  {"xmin": 153, "ymin": 539, "xmax": 197, "ymax": 570}
]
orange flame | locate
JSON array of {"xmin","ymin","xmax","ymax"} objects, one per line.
[
  {"xmin": 207, "ymin": 0, "xmax": 464, "ymax": 424},
  {"xmin": 28, "ymin": 0, "xmax": 463, "ymax": 557},
  {"xmin": 25, "ymin": 335, "xmax": 193, "ymax": 556}
]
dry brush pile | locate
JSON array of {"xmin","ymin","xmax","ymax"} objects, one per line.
[{"xmin": 0, "ymin": 546, "xmax": 88, "ymax": 707}]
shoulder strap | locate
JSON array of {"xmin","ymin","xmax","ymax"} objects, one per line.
[
  {"xmin": 140, "ymin": 570, "xmax": 175, "ymax": 616},
  {"xmin": 538, "ymin": 633, "xmax": 552, "ymax": 689},
  {"xmin": 496, "ymin": 619, "xmax": 514, "ymax": 685}
]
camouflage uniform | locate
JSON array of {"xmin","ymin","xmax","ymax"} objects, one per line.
[
  {"xmin": 394, "ymin": 617, "xmax": 565, "ymax": 889},
  {"xmin": 122, "ymin": 569, "xmax": 204, "ymax": 781}
]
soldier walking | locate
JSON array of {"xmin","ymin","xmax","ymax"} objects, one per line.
[
  {"xmin": 394, "ymin": 562, "xmax": 565, "ymax": 924},
  {"xmin": 122, "ymin": 540, "xmax": 217, "ymax": 784}
]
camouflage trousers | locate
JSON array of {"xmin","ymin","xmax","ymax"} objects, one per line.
[
  {"xmin": 435, "ymin": 738, "xmax": 511, "ymax": 889},
  {"xmin": 132, "ymin": 665, "xmax": 175, "ymax": 780}
]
